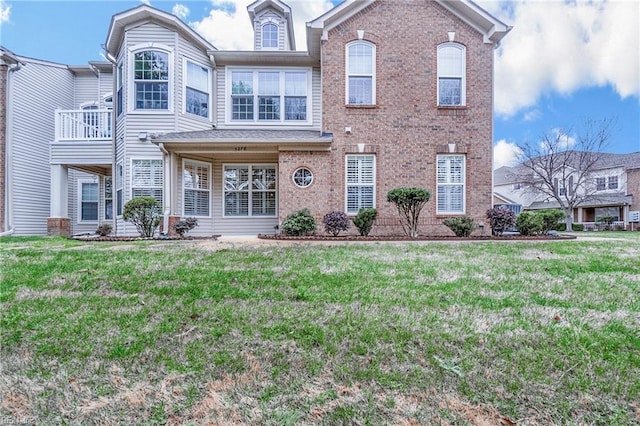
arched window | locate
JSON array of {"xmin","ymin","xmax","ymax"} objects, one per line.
[
  {"xmin": 346, "ymin": 41, "xmax": 375, "ymax": 105},
  {"xmin": 262, "ymin": 23, "xmax": 278, "ymax": 48},
  {"xmin": 437, "ymin": 43, "xmax": 466, "ymax": 106},
  {"xmin": 134, "ymin": 50, "xmax": 169, "ymax": 110}
]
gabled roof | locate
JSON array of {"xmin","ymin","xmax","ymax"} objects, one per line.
[
  {"xmin": 105, "ymin": 5, "xmax": 216, "ymax": 57},
  {"xmin": 306, "ymin": 0, "xmax": 511, "ymax": 58},
  {"xmin": 247, "ymin": 0, "xmax": 296, "ymax": 50}
]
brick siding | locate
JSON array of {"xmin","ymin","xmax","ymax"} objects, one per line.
[{"xmin": 278, "ymin": 0, "xmax": 496, "ymax": 236}]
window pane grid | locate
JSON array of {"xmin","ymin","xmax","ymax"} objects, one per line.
[
  {"xmin": 134, "ymin": 51, "xmax": 169, "ymax": 110},
  {"xmin": 347, "ymin": 42, "xmax": 374, "ymax": 105},
  {"xmin": 224, "ymin": 165, "xmax": 276, "ymax": 217},
  {"xmin": 436, "ymin": 155, "xmax": 465, "ymax": 213},
  {"xmin": 81, "ymin": 182, "xmax": 99, "ymax": 222},
  {"xmin": 262, "ymin": 23, "xmax": 278, "ymax": 48},
  {"xmin": 230, "ymin": 70, "xmax": 308, "ymax": 122}
]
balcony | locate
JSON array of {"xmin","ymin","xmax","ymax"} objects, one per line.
[
  {"xmin": 55, "ymin": 109, "xmax": 112, "ymax": 142},
  {"xmin": 51, "ymin": 109, "xmax": 113, "ymax": 168}
]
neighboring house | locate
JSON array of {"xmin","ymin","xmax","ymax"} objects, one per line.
[
  {"xmin": 2, "ymin": 0, "xmax": 510, "ymax": 237},
  {"xmin": 494, "ymin": 152, "xmax": 640, "ymax": 230}
]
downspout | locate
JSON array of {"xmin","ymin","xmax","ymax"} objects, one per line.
[
  {"xmin": 104, "ymin": 47, "xmax": 118, "ymax": 235},
  {"xmin": 158, "ymin": 142, "xmax": 171, "ymax": 234},
  {"xmin": 3, "ymin": 59, "xmax": 24, "ymax": 235}
]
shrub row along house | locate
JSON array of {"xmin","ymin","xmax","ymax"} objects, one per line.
[
  {"xmin": 494, "ymin": 152, "xmax": 640, "ymax": 231},
  {"xmin": 0, "ymin": 0, "xmax": 510, "ymax": 237}
]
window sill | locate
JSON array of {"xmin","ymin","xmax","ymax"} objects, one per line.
[{"xmin": 345, "ymin": 104, "xmax": 378, "ymax": 109}]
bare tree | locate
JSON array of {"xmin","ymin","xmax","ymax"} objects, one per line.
[{"xmin": 514, "ymin": 118, "xmax": 616, "ymax": 232}]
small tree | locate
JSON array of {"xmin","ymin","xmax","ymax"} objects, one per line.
[
  {"xmin": 353, "ymin": 208, "xmax": 378, "ymax": 236},
  {"xmin": 537, "ymin": 209, "xmax": 565, "ymax": 235},
  {"xmin": 322, "ymin": 211, "xmax": 350, "ymax": 236},
  {"xmin": 486, "ymin": 206, "xmax": 516, "ymax": 236},
  {"xmin": 516, "ymin": 211, "xmax": 544, "ymax": 236},
  {"xmin": 123, "ymin": 196, "xmax": 161, "ymax": 237},
  {"xmin": 443, "ymin": 216, "xmax": 477, "ymax": 237},
  {"xmin": 387, "ymin": 187, "xmax": 431, "ymax": 237},
  {"xmin": 514, "ymin": 118, "xmax": 615, "ymax": 232}
]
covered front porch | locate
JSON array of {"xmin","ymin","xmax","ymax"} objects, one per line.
[{"xmin": 153, "ymin": 129, "xmax": 332, "ymax": 237}]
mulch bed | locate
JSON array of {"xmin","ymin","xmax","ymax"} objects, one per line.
[
  {"xmin": 70, "ymin": 235, "xmax": 221, "ymax": 242},
  {"xmin": 258, "ymin": 234, "xmax": 578, "ymax": 241}
]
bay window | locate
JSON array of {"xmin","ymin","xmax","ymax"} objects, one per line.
[
  {"xmin": 185, "ymin": 61, "xmax": 210, "ymax": 118},
  {"xmin": 437, "ymin": 155, "xmax": 465, "ymax": 214},
  {"xmin": 134, "ymin": 50, "xmax": 169, "ymax": 110},
  {"xmin": 230, "ymin": 69, "xmax": 309, "ymax": 123}
]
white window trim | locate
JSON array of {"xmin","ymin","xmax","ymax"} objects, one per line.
[
  {"xmin": 222, "ymin": 163, "xmax": 278, "ymax": 218},
  {"xmin": 261, "ymin": 22, "xmax": 279, "ymax": 50},
  {"xmin": 292, "ymin": 167, "xmax": 314, "ymax": 188},
  {"xmin": 182, "ymin": 159, "xmax": 212, "ymax": 218},
  {"xmin": 225, "ymin": 67, "xmax": 312, "ymax": 126},
  {"xmin": 128, "ymin": 43, "xmax": 174, "ymax": 114},
  {"xmin": 344, "ymin": 154, "xmax": 376, "ymax": 215},
  {"xmin": 130, "ymin": 158, "xmax": 164, "ymax": 204},
  {"xmin": 116, "ymin": 161, "xmax": 124, "ymax": 218},
  {"xmin": 437, "ymin": 42, "xmax": 466, "ymax": 107},
  {"xmin": 104, "ymin": 176, "xmax": 113, "ymax": 221},
  {"xmin": 78, "ymin": 178, "xmax": 99, "ymax": 224},
  {"xmin": 436, "ymin": 154, "xmax": 466, "ymax": 215},
  {"xmin": 345, "ymin": 41, "xmax": 376, "ymax": 106},
  {"xmin": 183, "ymin": 59, "xmax": 212, "ymax": 120}
]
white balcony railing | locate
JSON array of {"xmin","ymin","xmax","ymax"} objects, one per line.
[{"xmin": 55, "ymin": 109, "xmax": 112, "ymax": 142}]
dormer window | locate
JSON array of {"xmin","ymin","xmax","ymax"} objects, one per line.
[
  {"xmin": 134, "ymin": 50, "xmax": 169, "ymax": 110},
  {"xmin": 437, "ymin": 43, "xmax": 466, "ymax": 106},
  {"xmin": 262, "ymin": 23, "xmax": 278, "ymax": 48}
]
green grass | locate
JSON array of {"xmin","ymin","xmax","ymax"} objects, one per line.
[{"xmin": 1, "ymin": 234, "xmax": 639, "ymax": 424}]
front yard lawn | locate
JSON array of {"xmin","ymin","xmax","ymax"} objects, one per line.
[{"xmin": 1, "ymin": 235, "xmax": 638, "ymax": 424}]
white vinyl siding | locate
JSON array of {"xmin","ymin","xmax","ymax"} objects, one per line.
[
  {"xmin": 131, "ymin": 159, "xmax": 163, "ymax": 206},
  {"xmin": 437, "ymin": 43, "xmax": 466, "ymax": 106},
  {"xmin": 184, "ymin": 60, "xmax": 211, "ymax": 119},
  {"xmin": 183, "ymin": 160, "xmax": 211, "ymax": 217},
  {"xmin": 223, "ymin": 165, "xmax": 277, "ymax": 217},
  {"xmin": 116, "ymin": 162, "xmax": 124, "ymax": 217},
  {"xmin": 346, "ymin": 41, "xmax": 375, "ymax": 105},
  {"xmin": 78, "ymin": 180, "xmax": 99, "ymax": 223},
  {"xmin": 345, "ymin": 155, "xmax": 376, "ymax": 214},
  {"xmin": 437, "ymin": 155, "xmax": 465, "ymax": 214}
]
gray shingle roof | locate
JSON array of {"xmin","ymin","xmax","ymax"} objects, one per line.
[
  {"xmin": 527, "ymin": 193, "xmax": 632, "ymax": 210},
  {"xmin": 155, "ymin": 129, "xmax": 333, "ymax": 143},
  {"xmin": 495, "ymin": 151, "xmax": 640, "ymax": 185}
]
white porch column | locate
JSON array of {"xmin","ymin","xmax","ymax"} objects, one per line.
[
  {"xmin": 47, "ymin": 164, "xmax": 70, "ymax": 236},
  {"xmin": 50, "ymin": 164, "xmax": 68, "ymax": 217},
  {"xmin": 577, "ymin": 207, "xmax": 583, "ymax": 223}
]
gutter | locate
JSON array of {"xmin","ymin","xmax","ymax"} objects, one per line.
[
  {"xmin": 158, "ymin": 143, "xmax": 171, "ymax": 234},
  {"xmin": 4, "ymin": 59, "xmax": 25, "ymax": 234}
]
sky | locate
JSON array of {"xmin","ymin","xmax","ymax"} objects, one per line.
[{"xmin": 1, "ymin": 0, "xmax": 638, "ymax": 169}]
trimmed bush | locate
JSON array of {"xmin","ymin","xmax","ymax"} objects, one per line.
[
  {"xmin": 96, "ymin": 223, "xmax": 112, "ymax": 237},
  {"xmin": 486, "ymin": 206, "xmax": 516, "ymax": 236},
  {"xmin": 173, "ymin": 217, "xmax": 199, "ymax": 237},
  {"xmin": 322, "ymin": 211, "xmax": 350, "ymax": 236},
  {"xmin": 516, "ymin": 211, "xmax": 544, "ymax": 236},
  {"xmin": 537, "ymin": 209, "xmax": 565, "ymax": 235},
  {"xmin": 353, "ymin": 208, "xmax": 377, "ymax": 236},
  {"xmin": 123, "ymin": 196, "xmax": 161, "ymax": 238},
  {"xmin": 281, "ymin": 208, "xmax": 316, "ymax": 236},
  {"xmin": 572, "ymin": 223, "xmax": 584, "ymax": 231},
  {"xmin": 443, "ymin": 216, "xmax": 476, "ymax": 237},
  {"xmin": 387, "ymin": 187, "xmax": 431, "ymax": 237}
]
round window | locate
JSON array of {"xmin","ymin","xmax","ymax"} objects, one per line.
[{"xmin": 293, "ymin": 167, "xmax": 313, "ymax": 188}]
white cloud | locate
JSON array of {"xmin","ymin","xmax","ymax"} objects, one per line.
[
  {"xmin": 493, "ymin": 139, "xmax": 522, "ymax": 169},
  {"xmin": 476, "ymin": 0, "xmax": 640, "ymax": 117},
  {"xmin": 539, "ymin": 128, "xmax": 576, "ymax": 152},
  {"xmin": 0, "ymin": 0, "xmax": 11, "ymax": 23},
  {"xmin": 172, "ymin": 4, "xmax": 189, "ymax": 20},
  {"xmin": 493, "ymin": 139, "xmax": 522, "ymax": 170},
  {"xmin": 191, "ymin": 0, "xmax": 333, "ymax": 51},
  {"xmin": 522, "ymin": 109, "xmax": 541, "ymax": 122}
]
